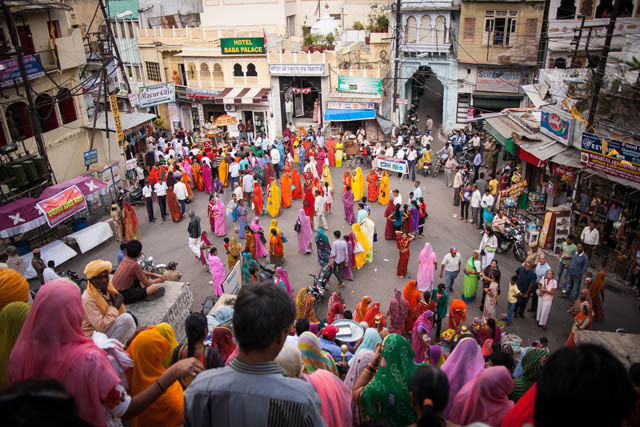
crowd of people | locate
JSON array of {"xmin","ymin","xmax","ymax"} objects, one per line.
[{"xmin": 0, "ymin": 122, "xmax": 637, "ymax": 426}]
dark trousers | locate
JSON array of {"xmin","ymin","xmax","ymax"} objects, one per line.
[
  {"xmin": 473, "ymin": 165, "xmax": 480, "ymax": 183},
  {"xmin": 332, "ymin": 261, "xmax": 344, "ymax": 284},
  {"xmin": 460, "ymin": 201, "xmax": 469, "ymax": 219},
  {"xmin": 179, "ymin": 199, "xmax": 186, "ymax": 215},
  {"xmin": 433, "ymin": 314, "xmax": 443, "ymax": 340},
  {"xmin": 408, "ymin": 160, "xmax": 416, "ymax": 181},
  {"xmin": 145, "ymin": 197, "xmax": 155, "ymax": 221},
  {"xmin": 273, "ymin": 163, "xmax": 281, "ymax": 179},
  {"xmin": 121, "ymin": 279, "xmax": 148, "ymax": 304},
  {"xmin": 157, "ymin": 195, "xmax": 167, "ymax": 220},
  {"xmin": 479, "ymin": 281, "xmax": 490, "ymax": 310},
  {"xmin": 515, "ymin": 295, "xmax": 529, "ymax": 317},
  {"xmin": 453, "ymin": 187, "xmax": 460, "ymax": 206}
]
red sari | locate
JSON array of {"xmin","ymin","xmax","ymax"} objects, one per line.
[
  {"xmin": 291, "ymin": 169, "xmax": 303, "ymax": 200},
  {"xmin": 166, "ymin": 187, "xmax": 183, "ymax": 222},
  {"xmin": 303, "ymin": 187, "xmax": 315, "ymax": 227},
  {"xmin": 207, "ymin": 199, "xmax": 216, "ymax": 231},
  {"xmin": 384, "ymin": 201, "xmax": 396, "ymax": 240},
  {"xmin": 325, "ymin": 138, "xmax": 336, "ymax": 167},
  {"xmin": 366, "ymin": 170, "xmax": 379, "ymax": 202},
  {"xmin": 122, "ymin": 201, "xmax": 140, "ymax": 241},
  {"xmin": 396, "ymin": 232, "xmax": 412, "ymax": 277},
  {"xmin": 253, "ymin": 182, "xmax": 263, "ymax": 216}
]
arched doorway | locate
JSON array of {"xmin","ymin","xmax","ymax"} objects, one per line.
[{"xmin": 405, "ymin": 66, "xmax": 444, "ymax": 134}]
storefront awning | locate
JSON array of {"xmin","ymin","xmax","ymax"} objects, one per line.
[
  {"xmin": 87, "ymin": 112, "xmax": 156, "ymax": 132},
  {"xmin": 550, "ymin": 147, "xmax": 582, "ymax": 169},
  {"xmin": 324, "ymin": 109, "xmax": 376, "ymax": 122},
  {"xmin": 517, "ymin": 137, "xmax": 568, "ymax": 167},
  {"xmin": 581, "ymin": 169, "xmax": 640, "ymax": 191},
  {"xmin": 473, "ymin": 93, "xmax": 523, "ymax": 110},
  {"xmin": 218, "ymin": 87, "xmax": 270, "ymax": 104},
  {"xmin": 521, "ymin": 84, "xmax": 546, "ymax": 108}
]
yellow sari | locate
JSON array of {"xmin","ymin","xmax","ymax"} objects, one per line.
[
  {"xmin": 267, "ymin": 181, "xmax": 281, "ymax": 217},
  {"xmin": 322, "ymin": 164, "xmax": 333, "ymax": 190},
  {"xmin": 352, "ymin": 223, "xmax": 370, "ymax": 270},
  {"xmin": 218, "ymin": 159, "xmax": 228, "ymax": 187},
  {"xmin": 352, "ymin": 167, "xmax": 365, "ymax": 201},
  {"xmin": 378, "ymin": 172, "xmax": 390, "ymax": 205},
  {"xmin": 154, "ymin": 323, "xmax": 178, "ymax": 369}
]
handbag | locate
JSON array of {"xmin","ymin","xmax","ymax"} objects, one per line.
[
  {"xmin": 294, "ymin": 219, "xmax": 301, "ymax": 232},
  {"xmin": 354, "ymin": 241, "xmax": 364, "ymax": 254},
  {"xmin": 281, "ymin": 232, "xmax": 288, "ymax": 243},
  {"xmin": 373, "ymin": 231, "xmax": 378, "ymax": 242}
]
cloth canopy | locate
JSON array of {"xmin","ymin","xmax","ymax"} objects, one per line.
[
  {"xmin": 324, "ymin": 109, "xmax": 375, "ymax": 122},
  {"xmin": 39, "ymin": 175, "xmax": 108, "ymax": 203},
  {"xmin": 0, "ymin": 197, "xmax": 46, "ymax": 238},
  {"xmin": 65, "ymin": 222, "xmax": 113, "ymax": 254}
]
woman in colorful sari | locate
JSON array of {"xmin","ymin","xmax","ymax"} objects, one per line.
[
  {"xmin": 181, "ymin": 170, "xmax": 194, "ymax": 200},
  {"xmin": 364, "ymin": 302, "xmax": 386, "ymax": 330},
  {"xmin": 211, "ymin": 326, "xmax": 237, "ymax": 364},
  {"xmin": 227, "ymin": 237, "xmax": 242, "ymax": 270},
  {"xmin": 291, "ymin": 168, "xmax": 303, "ymax": 200},
  {"xmin": 307, "ymin": 369, "xmax": 353, "ymax": 427},
  {"xmin": 315, "ymin": 149, "xmax": 325, "ymax": 178},
  {"xmin": 462, "ymin": 250, "xmax": 482, "ymax": 303},
  {"xmin": 0, "ymin": 302, "xmax": 29, "ymax": 388},
  {"xmin": 355, "ymin": 296, "xmax": 371, "ymax": 322},
  {"xmin": 315, "ymin": 228, "xmax": 331, "ymax": 267},
  {"xmin": 249, "ymin": 217, "xmax": 268, "ymax": 258},
  {"xmin": 343, "ymin": 185, "xmax": 356, "ymax": 224},
  {"xmin": 383, "ymin": 200, "xmax": 396, "ymax": 241},
  {"xmin": 412, "ymin": 310, "xmax": 434, "ymax": 363},
  {"xmin": 409, "ymin": 200, "xmax": 420, "ymax": 235},
  {"xmin": 448, "ymin": 299, "xmax": 467, "ymax": 330},
  {"xmin": 325, "ymin": 137, "xmax": 336, "ymax": 167},
  {"xmin": 566, "ymin": 300, "xmax": 592, "ymax": 346},
  {"xmin": 241, "ymin": 252, "xmax": 258, "ymax": 283},
  {"xmin": 236, "ymin": 200, "xmax": 248, "ymax": 239},
  {"xmin": 199, "ymin": 231, "xmax": 212, "ymax": 271},
  {"xmin": 280, "ymin": 172, "xmax": 292, "ymax": 208},
  {"xmin": 155, "ymin": 322, "xmax": 179, "ymax": 370},
  {"xmin": 343, "ymin": 233, "xmax": 356, "ymax": 281},
  {"xmin": 110, "ymin": 204, "xmax": 124, "ymax": 242},
  {"xmin": 352, "ymin": 167, "xmax": 365, "ymax": 201},
  {"xmin": 192, "ymin": 160, "xmax": 204, "ymax": 192},
  {"xmin": 127, "ymin": 328, "xmax": 185, "ymax": 427},
  {"xmin": 244, "ymin": 226, "xmax": 257, "ymax": 260},
  {"xmin": 166, "ymin": 186, "xmax": 183, "ymax": 221},
  {"xmin": 378, "ymin": 171, "xmax": 390, "ymax": 205},
  {"xmin": 212, "ymin": 196, "xmax": 226, "ymax": 237},
  {"xmin": 360, "ymin": 216, "xmax": 375, "ymax": 263},
  {"xmin": 122, "ymin": 201, "xmax": 140, "ymax": 241},
  {"xmin": 510, "ymin": 348, "xmax": 546, "ymax": 402},
  {"xmin": 342, "ymin": 170, "xmax": 351, "ymax": 194},
  {"xmin": 366, "ymin": 168, "xmax": 379, "ymax": 202},
  {"xmin": 335, "ymin": 140, "xmax": 344, "ymax": 167},
  {"xmin": 326, "ymin": 292, "xmax": 344, "ymax": 324},
  {"xmin": 276, "ymin": 267, "xmax": 293, "ymax": 297},
  {"xmin": 202, "ymin": 160, "xmax": 212, "ymax": 193},
  {"xmin": 441, "ymin": 337, "xmax": 485, "ymax": 419},
  {"xmin": 208, "ymin": 247, "xmax": 225, "ymax": 297},
  {"xmin": 303, "ymin": 185, "xmax": 315, "ymax": 228},
  {"xmin": 212, "ymin": 176, "xmax": 223, "ymax": 195},
  {"xmin": 207, "ymin": 194, "xmax": 217, "ymax": 232},
  {"xmin": 387, "ymin": 288, "xmax": 409, "ymax": 335},
  {"xmin": 298, "ymin": 331, "xmax": 338, "ymax": 375},
  {"xmin": 218, "ymin": 157, "xmax": 228, "ymax": 187},
  {"xmin": 417, "ymin": 242, "xmax": 437, "ymax": 293},
  {"xmin": 352, "ymin": 223, "xmax": 369, "ymax": 270},
  {"xmin": 589, "ymin": 268, "xmax": 606, "ymax": 321},
  {"xmin": 296, "ymin": 288, "xmax": 316, "ymax": 322},
  {"xmin": 252, "ymin": 181, "xmax": 263, "ymax": 216},
  {"xmin": 268, "ymin": 219, "xmax": 285, "ymax": 255},
  {"xmin": 395, "ymin": 230, "xmax": 415, "ymax": 278},
  {"xmin": 354, "ymin": 334, "xmax": 419, "ymax": 427},
  {"xmin": 322, "ymin": 163, "xmax": 333, "ymax": 190},
  {"xmin": 297, "ymin": 209, "xmax": 313, "ymax": 255},
  {"xmin": 266, "ymin": 180, "xmax": 281, "ymax": 218}
]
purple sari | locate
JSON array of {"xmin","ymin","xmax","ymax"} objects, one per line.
[
  {"xmin": 411, "ymin": 310, "xmax": 433, "ymax": 363},
  {"xmin": 250, "ymin": 217, "xmax": 268, "ymax": 258},
  {"xmin": 297, "ymin": 209, "xmax": 313, "ymax": 254},
  {"xmin": 213, "ymin": 178, "xmax": 223, "ymax": 195},
  {"xmin": 343, "ymin": 190, "xmax": 355, "ymax": 224},
  {"xmin": 183, "ymin": 161, "xmax": 193, "ymax": 183},
  {"xmin": 410, "ymin": 207, "xmax": 420, "ymax": 233},
  {"xmin": 441, "ymin": 338, "xmax": 485, "ymax": 419},
  {"xmin": 388, "ymin": 289, "xmax": 409, "ymax": 335},
  {"xmin": 417, "ymin": 242, "xmax": 437, "ymax": 292}
]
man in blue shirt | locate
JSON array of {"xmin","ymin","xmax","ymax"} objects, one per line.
[
  {"xmin": 318, "ymin": 325, "xmax": 352, "ymax": 363},
  {"xmin": 238, "ymin": 154, "xmax": 250, "ymax": 172},
  {"xmin": 562, "ymin": 242, "xmax": 589, "ymax": 301},
  {"xmin": 514, "ymin": 261, "xmax": 537, "ymax": 319},
  {"xmin": 116, "ymin": 242, "xmax": 127, "ymax": 268}
]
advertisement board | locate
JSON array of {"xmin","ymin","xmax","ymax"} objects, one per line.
[
  {"xmin": 327, "ymin": 101, "xmax": 375, "ymax": 110},
  {"xmin": 0, "ymin": 54, "xmax": 45, "ymax": 87},
  {"xmin": 540, "ymin": 106, "xmax": 575, "ymax": 146},
  {"xmin": 268, "ymin": 64, "xmax": 325, "ymax": 75},
  {"xmin": 581, "ymin": 132, "xmax": 640, "ymax": 184},
  {"xmin": 84, "ymin": 149, "xmax": 98, "ymax": 167},
  {"xmin": 220, "ymin": 37, "xmax": 265, "ymax": 55},
  {"xmin": 36, "ymin": 185, "xmax": 87, "ymax": 227},
  {"xmin": 138, "ymin": 83, "xmax": 175, "ymax": 108},
  {"xmin": 376, "ymin": 156, "xmax": 407, "ymax": 175},
  {"xmin": 337, "ymin": 76, "xmax": 382, "ymax": 95},
  {"xmin": 476, "ymin": 70, "xmax": 520, "ymax": 94}
]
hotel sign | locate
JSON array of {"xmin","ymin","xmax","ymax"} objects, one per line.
[{"xmin": 220, "ymin": 37, "xmax": 265, "ymax": 55}]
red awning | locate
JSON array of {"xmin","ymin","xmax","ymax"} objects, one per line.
[{"xmin": 215, "ymin": 87, "xmax": 270, "ymax": 104}]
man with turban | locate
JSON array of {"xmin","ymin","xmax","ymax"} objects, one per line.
[
  {"xmin": 0, "ymin": 268, "xmax": 30, "ymax": 311},
  {"xmin": 82, "ymin": 260, "xmax": 136, "ymax": 344}
]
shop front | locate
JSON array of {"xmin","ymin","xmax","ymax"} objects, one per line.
[
  {"xmin": 472, "ymin": 69, "xmax": 524, "ymax": 113},
  {"xmin": 217, "ymin": 87, "xmax": 271, "ymax": 140},
  {"xmin": 323, "ymin": 99, "xmax": 385, "ymax": 143}
]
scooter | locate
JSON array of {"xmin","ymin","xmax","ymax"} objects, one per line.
[
  {"xmin": 118, "ymin": 187, "xmax": 145, "ymax": 206},
  {"xmin": 496, "ymin": 226, "xmax": 526, "ymax": 262},
  {"xmin": 308, "ymin": 264, "xmax": 333, "ymax": 304}
]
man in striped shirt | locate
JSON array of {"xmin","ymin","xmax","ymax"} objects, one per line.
[{"xmin": 184, "ymin": 281, "xmax": 323, "ymax": 427}]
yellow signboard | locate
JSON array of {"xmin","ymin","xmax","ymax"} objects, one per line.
[{"xmin": 109, "ymin": 94, "xmax": 124, "ymax": 142}]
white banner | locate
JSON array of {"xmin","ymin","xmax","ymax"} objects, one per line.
[
  {"xmin": 376, "ymin": 156, "xmax": 408, "ymax": 175},
  {"xmin": 327, "ymin": 101, "xmax": 375, "ymax": 110},
  {"xmin": 268, "ymin": 64, "xmax": 326, "ymax": 76},
  {"xmin": 223, "ymin": 259, "xmax": 243, "ymax": 295},
  {"xmin": 138, "ymin": 83, "xmax": 175, "ymax": 108}
]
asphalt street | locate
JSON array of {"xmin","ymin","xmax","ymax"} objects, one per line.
[{"xmin": 49, "ymin": 79, "xmax": 639, "ymax": 351}]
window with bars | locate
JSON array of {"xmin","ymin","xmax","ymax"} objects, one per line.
[
  {"xmin": 463, "ymin": 17, "xmax": 475, "ymax": 40},
  {"xmin": 146, "ymin": 62, "xmax": 161, "ymax": 81},
  {"xmin": 483, "ymin": 10, "xmax": 517, "ymax": 47}
]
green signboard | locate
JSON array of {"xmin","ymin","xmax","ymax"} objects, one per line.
[
  {"xmin": 337, "ymin": 76, "xmax": 382, "ymax": 95},
  {"xmin": 220, "ymin": 37, "xmax": 265, "ymax": 55}
]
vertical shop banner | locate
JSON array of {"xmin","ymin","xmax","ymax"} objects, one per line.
[
  {"xmin": 581, "ymin": 133, "xmax": 640, "ymax": 184},
  {"xmin": 36, "ymin": 185, "xmax": 87, "ymax": 227},
  {"xmin": 109, "ymin": 94, "xmax": 124, "ymax": 142}
]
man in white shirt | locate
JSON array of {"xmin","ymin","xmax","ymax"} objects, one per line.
[
  {"xmin": 173, "ymin": 180, "xmax": 189, "ymax": 215},
  {"xmin": 168, "ymin": 148, "xmax": 176, "ymax": 158},
  {"xmin": 135, "ymin": 164, "xmax": 145, "ymax": 188},
  {"xmin": 470, "ymin": 184, "xmax": 482, "ymax": 229},
  {"xmin": 242, "ymin": 171, "xmax": 254, "ymax": 202},
  {"xmin": 481, "ymin": 189, "xmax": 495, "ymax": 210},
  {"xmin": 270, "ymin": 146, "xmax": 281, "ymax": 179},
  {"xmin": 393, "ymin": 189, "xmax": 402, "ymax": 206},
  {"xmin": 581, "ymin": 221, "xmax": 600, "ymax": 258},
  {"xmin": 453, "ymin": 167, "xmax": 463, "ymax": 206},
  {"xmin": 233, "ymin": 182, "xmax": 243, "ymax": 202},
  {"xmin": 406, "ymin": 146, "xmax": 418, "ymax": 181},
  {"xmin": 285, "ymin": 97, "xmax": 294, "ymax": 124},
  {"xmin": 154, "ymin": 180, "xmax": 168, "ymax": 221},
  {"xmin": 229, "ymin": 161, "xmax": 240, "ymax": 187},
  {"xmin": 439, "ymin": 247, "xmax": 462, "ymax": 293},
  {"xmin": 261, "ymin": 135, "xmax": 269, "ymax": 152},
  {"xmin": 413, "ymin": 181, "xmax": 422, "ymax": 201},
  {"xmin": 384, "ymin": 144, "xmax": 394, "ymax": 157},
  {"xmin": 43, "ymin": 260, "xmax": 62, "ymax": 283},
  {"xmin": 421, "ymin": 133, "xmax": 433, "ymax": 147},
  {"xmin": 142, "ymin": 182, "xmax": 156, "ymax": 223},
  {"xmin": 254, "ymin": 134, "xmax": 262, "ymax": 148},
  {"xmin": 314, "ymin": 189, "xmax": 328, "ymax": 230}
]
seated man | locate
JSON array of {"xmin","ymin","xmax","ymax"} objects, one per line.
[
  {"xmin": 112, "ymin": 240, "xmax": 165, "ymax": 304},
  {"xmin": 318, "ymin": 325, "xmax": 352, "ymax": 363},
  {"xmin": 184, "ymin": 280, "xmax": 323, "ymax": 426},
  {"xmin": 43, "ymin": 260, "xmax": 62, "ymax": 283},
  {"xmin": 82, "ymin": 259, "xmax": 136, "ymax": 344},
  {"xmin": 163, "ymin": 261, "xmax": 182, "ymax": 281}
]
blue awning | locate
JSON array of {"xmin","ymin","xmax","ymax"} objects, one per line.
[{"xmin": 324, "ymin": 108, "xmax": 376, "ymax": 122}]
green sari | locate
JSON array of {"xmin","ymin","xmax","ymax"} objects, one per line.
[
  {"xmin": 462, "ymin": 256, "xmax": 481, "ymax": 303},
  {"xmin": 360, "ymin": 334, "xmax": 419, "ymax": 427}
]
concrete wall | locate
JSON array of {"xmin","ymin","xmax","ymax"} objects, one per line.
[{"xmin": 200, "ymin": 0, "xmax": 287, "ymax": 28}]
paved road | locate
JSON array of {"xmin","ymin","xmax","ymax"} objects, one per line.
[{"xmin": 51, "ymin": 85, "xmax": 639, "ymax": 351}]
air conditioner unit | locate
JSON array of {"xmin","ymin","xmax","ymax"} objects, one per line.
[{"xmin": 224, "ymin": 104, "xmax": 236, "ymax": 112}]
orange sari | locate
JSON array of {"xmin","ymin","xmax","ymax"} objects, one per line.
[
  {"xmin": 343, "ymin": 171, "xmax": 352, "ymax": 194},
  {"xmin": 193, "ymin": 162, "xmax": 204, "ymax": 192},
  {"xmin": 218, "ymin": 159, "xmax": 228, "ymax": 187},
  {"xmin": 181, "ymin": 174, "xmax": 194, "ymax": 199},
  {"xmin": 366, "ymin": 170, "xmax": 379, "ymax": 202},
  {"xmin": 356, "ymin": 296, "xmax": 371, "ymax": 322},
  {"xmin": 122, "ymin": 201, "xmax": 140, "ymax": 241},
  {"xmin": 403, "ymin": 280, "xmax": 422, "ymax": 331},
  {"xmin": 280, "ymin": 173, "xmax": 292, "ymax": 208},
  {"xmin": 291, "ymin": 169, "xmax": 303, "ymax": 200}
]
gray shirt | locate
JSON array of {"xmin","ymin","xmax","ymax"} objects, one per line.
[
  {"xmin": 184, "ymin": 358, "xmax": 324, "ymax": 427},
  {"xmin": 331, "ymin": 239, "xmax": 349, "ymax": 264},
  {"xmin": 475, "ymin": 178, "xmax": 488, "ymax": 195}
]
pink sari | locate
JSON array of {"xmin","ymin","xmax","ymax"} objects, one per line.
[
  {"xmin": 417, "ymin": 242, "xmax": 437, "ymax": 292},
  {"xmin": 183, "ymin": 160, "xmax": 193, "ymax": 183},
  {"xmin": 441, "ymin": 337, "xmax": 485, "ymax": 419},
  {"xmin": 208, "ymin": 254, "xmax": 226, "ymax": 297},
  {"xmin": 297, "ymin": 208, "xmax": 313, "ymax": 254},
  {"xmin": 212, "ymin": 198, "xmax": 226, "ymax": 236},
  {"xmin": 250, "ymin": 217, "xmax": 268, "ymax": 258},
  {"xmin": 202, "ymin": 162, "xmax": 212, "ymax": 193},
  {"xmin": 276, "ymin": 267, "xmax": 293, "ymax": 297},
  {"xmin": 306, "ymin": 369, "xmax": 353, "ymax": 427},
  {"xmin": 200, "ymin": 233, "xmax": 211, "ymax": 267}
]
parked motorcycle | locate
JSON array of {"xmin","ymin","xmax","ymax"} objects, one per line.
[
  {"xmin": 138, "ymin": 253, "xmax": 167, "ymax": 274},
  {"xmin": 496, "ymin": 225, "xmax": 526, "ymax": 262},
  {"xmin": 308, "ymin": 264, "xmax": 333, "ymax": 304},
  {"xmin": 118, "ymin": 188, "xmax": 144, "ymax": 206}
]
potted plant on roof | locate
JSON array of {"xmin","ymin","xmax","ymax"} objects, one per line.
[
  {"xmin": 303, "ymin": 33, "xmax": 315, "ymax": 53},
  {"xmin": 375, "ymin": 15, "xmax": 389, "ymax": 33},
  {"xmin": 325, "ymin": 32, "xmax": 336, "ymax": 51}
]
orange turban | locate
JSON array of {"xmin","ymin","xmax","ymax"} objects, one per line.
[
  {"xmin": 0, "ymin": 268, "xmax": 29, "ymax": 311},
  {"xmin": 83, "ymin": 260, "xmax": 124, "ymax": 315}
]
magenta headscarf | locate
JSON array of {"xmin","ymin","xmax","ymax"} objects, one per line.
[
  {"xmin": 449, "ymin": 365, "xmax": 515, "ymax": 427},
  {"xmin": 8, "ymin": 281, "xmax": 120, "ymax": 426},
  {"xmin": 306, "ymin": 369, "xmax": 353, "ymax": 427},
  {"xmin": 411, "ymin": 310, "xmax": 433, "ymax": 363},
  {"xmin": 250, "ymin": 216, "xmax": 263, "ymax": 232},
  {"xmin": 297, "ymin": 208, "xmax": 313, "ymax": 254},
  {"xmin": 276, "ymin": 267, "xmax": 293, "ymax": 297},
  {"xmin": 417, "ymin": 242, "xmax": 437, "ymax": 292},
  {"xmin": 213, "ymin": 198, "xmax": 227, "ymax": 236},
  {"xmin": 251, "ymin": 217, "xmax": 268, "ymax": 257},
  {"xmin": 387, "ymin": 288, "xmax": 409, "ymax": 335},
  {"xmin": 429, "ymin": 344, "xmax": 443, "ymax": 367},
  {"xmin": 441, "ymin": 337, "xmax": 485, "ymax": 419},
  {"xmin": 309, "ymin": 322, "xmax": 320, "ymax": 336}
]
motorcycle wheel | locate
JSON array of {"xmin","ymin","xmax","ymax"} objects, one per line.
[{"xmin": 514, "ymin": 246, "xmax": 526, "ymax": 263}]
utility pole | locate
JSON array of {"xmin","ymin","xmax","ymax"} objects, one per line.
[
  {"xmin": 97, "ymin": 0, "xmax": 133, "ymax": 97},
  {"xmin": 536, "ymin": 0, "xmax": 550, "ymax": 69},
  {"xmin": 587, "ymin": 0, "xmax": 621, "ymax": 126},
  {"xmin": 392, "ymin": 0, "xmax": 402, "ymax": 118},
  {"xmin": 0, "ymin": 0, "xmax": 54, "ymax": 182}
]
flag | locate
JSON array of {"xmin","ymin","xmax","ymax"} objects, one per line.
[
  {"xmin": 315, "ymin": 0, "xmax": 321, "ymax": 17},
  {"xmin": 601, "ymin": 137, "xmax": 608, "ymax": 156},
  {"xmin": 571, "ymin": 105, "xmax": 583, "ymax": 122}
]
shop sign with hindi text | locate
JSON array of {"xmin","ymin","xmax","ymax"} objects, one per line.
[
  {"xmin": 581, "ymin": 132, "xmax": 640, "ymax": 184},
  {"xmin": 36, "ymin": 185, "xmax": 87, "ymax": 227}
]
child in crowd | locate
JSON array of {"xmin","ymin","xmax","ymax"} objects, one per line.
[{"xmin": 506, "ymin": 275, "xmax": 521, "ymax": 325}]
